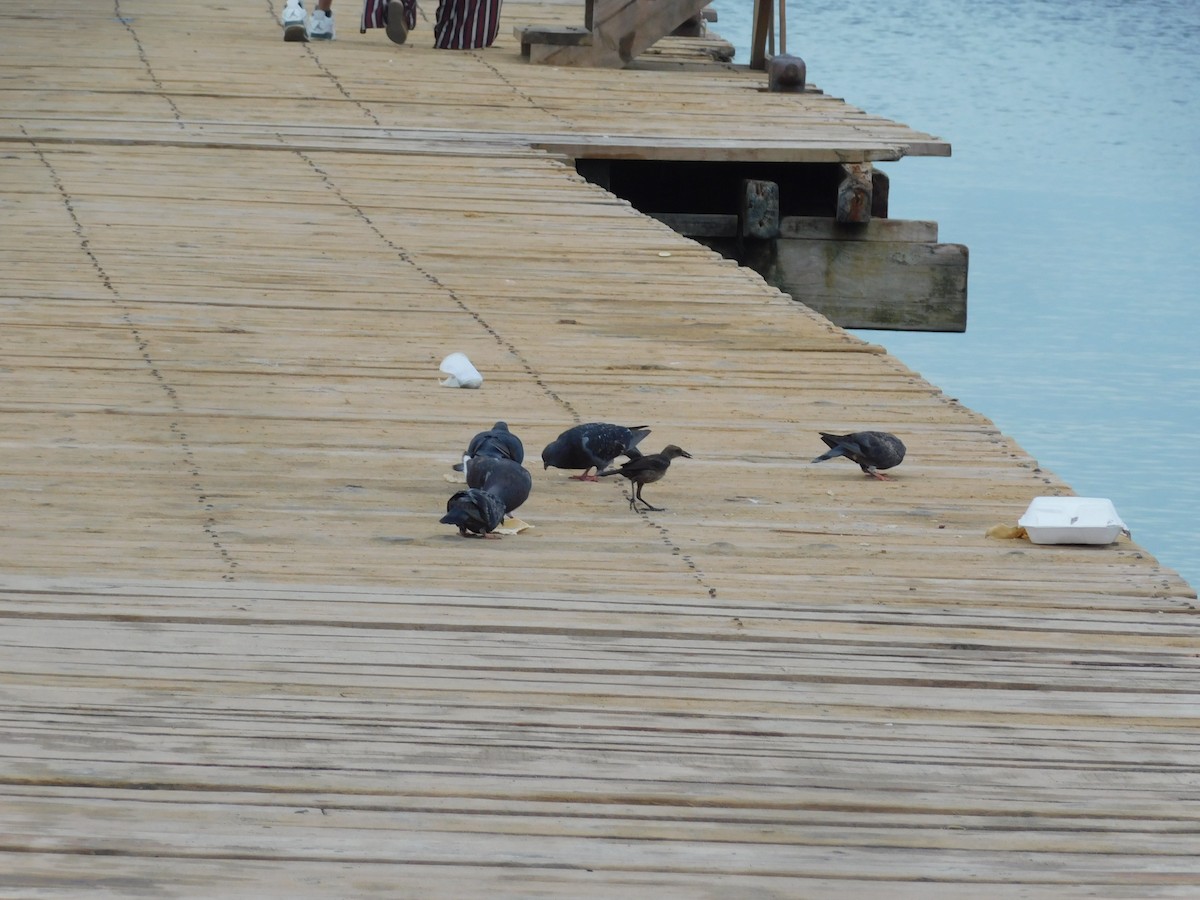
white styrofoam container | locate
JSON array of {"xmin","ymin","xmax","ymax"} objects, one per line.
[{"xmin": 1018, "ymin": 496, "xmax": 1129, "ymax": 545}]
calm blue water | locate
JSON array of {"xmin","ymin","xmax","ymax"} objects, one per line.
[{"xmin": 709, "ymin": 0, "xmax": 1200, "ymax": 590}]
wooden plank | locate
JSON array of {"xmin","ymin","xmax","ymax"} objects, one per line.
[
  {"xmin": 780, "ymin": 216, "xmax": 939, "ymax": 242},
  {"xmin": 25, "ymin": 856, "xmax": 1199, "ymax": 900},
  {"xmin": 514, "ymin": 23, "xmax": 592, "ymax": 57},
  {"xmin": 647, "ymin": 215, "xmax": 940, "ymax": 243},
  {"xmin": 648, "ymin": 211, "xmax": 738, "ymax": 237}
]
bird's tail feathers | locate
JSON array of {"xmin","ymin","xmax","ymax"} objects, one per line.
[
  {"xmin": 627, "ymin": 427, "xmax": 651, "ymax": 451},
  {"xmin": 811, "ymin": 447, "xmax": 847, "ymax": 464}
]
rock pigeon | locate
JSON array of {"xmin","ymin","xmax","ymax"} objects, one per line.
[
  {"xmin": 441, "ymin": 456, "xmax": 532, "ymax": 538},
  {"xmin": 811, "ymin": 431, "xmax": 906, "ymax": 480},
  {"xmin": 598, "ymin": 444, "xmax": 692, "ymax": 511},
  {"xmin": 541, "ymin": 422, "xmax": 651, "ymax": 482},
  {"xmin": 454, "ymin": 421, "xmax": 524, "ymax": 475},
  {"xmin": 440, "ymin": 488, "xmax": 507, "ymax": 538},
  {"xmin": 466, "ymin": 456, "xmax": 532, "ymax": 516}
]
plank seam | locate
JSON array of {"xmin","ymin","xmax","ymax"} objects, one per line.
[
  {"xmin": 22, "ymin": 129, "xmax": 240, "ymax": 581},
  {"xmin": 113, "ymin": 0, "xmax": 185, "ymax": 129}
]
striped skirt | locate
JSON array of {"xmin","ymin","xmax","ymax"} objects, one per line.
[
  {"xmin": 360, "ymin": 0, "xmax": 502, "ymax": 49},
  {"xmin": 432, "ymin": 0, "xmax": 502, "ymax": 50}
]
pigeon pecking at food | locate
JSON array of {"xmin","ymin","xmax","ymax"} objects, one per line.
[
  {"xmin": 541, "ymin": 422, "xmax": 651, "ymax": 482},
  {"xmin": 454, "ymin": 421, "xmax": 524, "ymax": 477},
  {"xmin": 441, "ymin": 456, "xmax": 532, "ymax": 538},
  {"xmin": 811, "ymin": 431, "xmax": 906, "ymax": 480},
  {"xmin": 466, "ymin": 456, "xmax": 532, "ymax": 516},
  {"xmin": 439, "ymin": 488, "xmax": 508, "ymax": 538}
]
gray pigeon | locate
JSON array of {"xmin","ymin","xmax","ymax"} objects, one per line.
[
  {"xmin": 598, "ymin": 444, "xmax": 692, "ymax": 511},
  {"xmin": 812, "ymin": 431, "xmax": 906, "ymax": 480},
  {"xmin": 541, "ymin": 422, "xmax": 651, "ymax": 482},
  {"xmin": 466, "ymin": 456, "xmax": 532, "ymax": 516},
  {"xmin": 440, "ymin": 489, "xmax": 507, "ymax": 538},
  {"xmin": 455, "ymin": 421, "xmax": 524, "ymax": 475}
]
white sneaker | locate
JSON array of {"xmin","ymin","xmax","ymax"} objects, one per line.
[
  {"xmin": 308, "ymin": 9, "xmax": 335, "ymax": 40},
  {"xmin": 282, "ymin": 0, "xmax": 307, "ymax": 41}
]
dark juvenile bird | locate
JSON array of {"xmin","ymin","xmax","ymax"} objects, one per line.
[
  {"xmin": 440, "ymin": 489, "xmax": 507, "ymax": 538},
  {"xmin": 466, "ymin": 456, "xmax": 532, "ymax": 516},
  {"xmin": 455, "ymin": 421, "xmax": 524, "ymax": 475},
  {"xmin": 598, "ymin": 444, "xmax": 692, "ymax": 511},
  {"xmin": 811, "ymin": 431, "xmax": 906, "ymax": 480},
  {"xmin": 542, "ymin": 422, "xmax": 651, "ymax": 482}
]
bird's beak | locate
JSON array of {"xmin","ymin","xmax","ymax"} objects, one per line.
[{"xmin": 682, "ymin": 450, "xmax": 693, "ymax": 458}]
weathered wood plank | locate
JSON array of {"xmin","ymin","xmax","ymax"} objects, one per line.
[
  {"xmin": 780, "ymin": 216, "xmax": 939, "ymax": 242},
  {"xmin": 26, "ymin": 856, "xmax": 1195, "ymax": 900}
]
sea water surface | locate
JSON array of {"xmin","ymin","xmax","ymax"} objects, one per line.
[{"xmin": 708, "ymin": 0, "xmax": 1200, "ymax": 589}]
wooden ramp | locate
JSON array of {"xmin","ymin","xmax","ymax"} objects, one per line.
[
  {"xmin": 517, "ymin": 0, "xmax": 716, "ymax": 67},
  {"xmin": 0, "ymin": 1, "xmax": 1196, "ymax": 896}
]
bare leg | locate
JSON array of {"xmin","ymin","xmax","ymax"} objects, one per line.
[{"xmin": 634, "ymin": 484, "xmax": 663, "ymax": 512}]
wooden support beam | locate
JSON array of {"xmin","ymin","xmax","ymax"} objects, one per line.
[
  {"xmin": 646, "ymin": 211, "xmax": 966, "ymax": 332},
  {"xmin": 648, "ymin": 212, "xmax": 738, "ymax": 237},
  {"xmin": 755, "ymin": 217, "xmax": 968, "ymax": 331},
  {"xmin": 741, "ymin": 179, "xmax": 780, "ymax": 239},
  {"xmin": 837, "ymin": 162, "xmax": 873, "ymax": 224},
  {"xmin": 649, "ymin": 213, "xmax": 938, "ymax": 243},
  {"xmin": 750, "ymin": 0, "xmax": 774, "ymax": 70},
  {"xmin": 871, "ymin": 168, "xmax": 890, "ymax": 218},
  {"xmin": 515, "ymin": 25, "xmax": 591, "ymax": 57},
  {"xmin": 779, "ymin": 216, "xmax": 936, "ymax": 242}
]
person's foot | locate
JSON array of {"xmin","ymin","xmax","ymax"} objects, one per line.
[
  {"xmin": 282, "ymin": 0, "xmax": 307, "ymax": 41},
  {"xmin": 386, "ymin": 0, "xmax": 409, "ymax": 44},
  {"xmin": 308, "ymin": 8, "xmax": 335, "ymax": 40}
]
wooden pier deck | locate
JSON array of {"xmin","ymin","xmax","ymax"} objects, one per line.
[{"xmin": 1, "ymin": 1, "xmax": 1197, "ymax": 896}]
